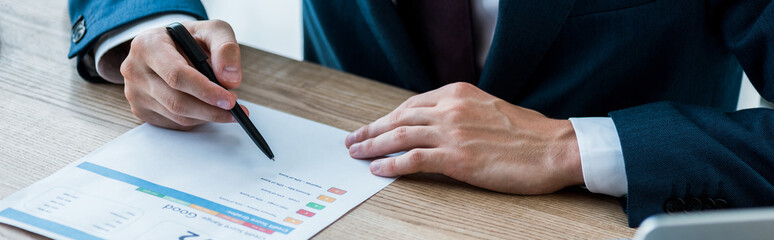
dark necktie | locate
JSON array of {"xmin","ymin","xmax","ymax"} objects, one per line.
[{"xmin": 397, "ymin": 0, "xmax": 477, "ymax": 86}]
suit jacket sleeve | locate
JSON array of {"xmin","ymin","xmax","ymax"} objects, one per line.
[
  {"xmin": 67, "ymin": 0, "xmax": 208, "ymax": 82},
  {"xmin": 610, "ymin": 0, "xmax": 774, "ymax": 227}
]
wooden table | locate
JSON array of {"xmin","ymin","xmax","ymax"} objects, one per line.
[{"xmin": 0, "ymin": 1, "xmax": 636, "ymax": 239}]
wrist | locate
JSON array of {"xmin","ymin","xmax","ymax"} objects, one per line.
[{"xmin": 549, "ymin": 119, "xmax": 583, "ymax": 187}]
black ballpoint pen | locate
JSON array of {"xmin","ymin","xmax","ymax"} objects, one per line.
[{"xmin": 166, "ymin": 22, "xmax": 275, "ymax": 160}]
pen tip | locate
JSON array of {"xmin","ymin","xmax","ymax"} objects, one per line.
[{"xmin": 270, "ymin": 157, "xmax": 275, "ymax": 161}]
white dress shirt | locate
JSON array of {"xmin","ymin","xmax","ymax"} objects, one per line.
[{"xmin": 92, "ymin": 0, "xmax": 627, "ymax": 197}]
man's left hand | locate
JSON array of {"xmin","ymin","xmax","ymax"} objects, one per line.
[{"xmin": 345, "ymin": 82, "xmax": 583, "ymax": 195}]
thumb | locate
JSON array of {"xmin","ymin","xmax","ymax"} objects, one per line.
[
  {"xmin": 212, "ymin": 41, "xmax": 242, "ymax": 89},
  {"xmin": 186, "ymin": 20, "xmax": 242, "ymax": 89}
]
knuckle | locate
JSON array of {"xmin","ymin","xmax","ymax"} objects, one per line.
[
  {"xmin": 446, "ymin": 101, "xmax": 467, "ymax": 113},
  {"xmin": 444, "ymin": 103, "xmax": 467, "ymax": 122},
  {"xmin": 124, "ymin": 87, "xmax": 137, "ymax": 104},
  {"xmin": 388, "ymin": 110, "xmax": 404, "ymax": 127},
  {"xmin": 403, "ymin": 95, "xmax": 418, "ymax": 106},
  {"xmin": 162, "ymin": 67, "xmax": 182, "ymax": 89},
  {"xmin": 210, "ymin": 19, "xmax": 234, "ymax": 32},
  {"xmin": 210, "ymin": 19, "xmax": 227, "ymax": 27},
  {"xmin": 119, "ymin": 57, "xmax": 134, "ymax": 78},
  {"xmin": 383, "ymin": 158, "xmax": 397, "ymax": 173},
  {"xmin": 359, "ymin": 125, "xmax": 370, "ymax": 140},
  {"xmin": 363, "ymin": 139, "xmax": 374, "ymax": 151},
  {"xmin": 446, "ymin": 82, "xmax": 473, "ymax": 96},
  {"xmin": 132, "ymin": 29, "xmax": 164, "ymax": 51},
  {"xmin": 393, "ymin": 126, "xmax": 409, "ymax": 142},
  {"xmin": 129, "ymin": 35, "xmax": 146, "ymax": 52},
  {"xmin": 406, "ymin": 150, "xmax": 424, "ymax": 168}
]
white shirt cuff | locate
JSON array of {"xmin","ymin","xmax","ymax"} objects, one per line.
[
  {"xmin": 569, "ymin": 117, "xmax": 628, "ymax": 197},
  {"xmin": 93, "ymin": 14, "xmax": 197, "ymax": 83}
]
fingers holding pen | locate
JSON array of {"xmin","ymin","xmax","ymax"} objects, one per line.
[
  {"xmin": 184, "ymin": 20, "xmax": 242, "ymax": 89},
  {"xmin": 156, "ymin": 64, "xmax": 236, "ymax": 110},
  {"xmin": 122, "ymin": 20, "xmax": 247, "ymax": 130},
  {"xmin": 149, "ymin": 84, "xmax": 237, "ymax": 124},
  {"xmin": 139, "ymin": 37, "xmax": 236, "ymax": 111},
  {"xmin": 210, "ymin": 41, "xmax": 241, "ymax": 89}
]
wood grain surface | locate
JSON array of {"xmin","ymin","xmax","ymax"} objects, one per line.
[{"xmin": 0, "ymin": 1, "xmax": 636, "ymax": 239}]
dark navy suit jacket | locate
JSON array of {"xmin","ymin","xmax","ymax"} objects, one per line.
[{"xmin": 67, "ymin": 0, "xmax": 774, "ymax": 227}]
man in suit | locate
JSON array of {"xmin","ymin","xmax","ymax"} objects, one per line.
[{"xmin": 67, "ymin": 0, "xmax": 774, "ymax": 227}]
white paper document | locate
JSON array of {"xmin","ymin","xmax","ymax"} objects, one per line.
[{"xmin": 0, "ymin": 101, "xmax": 396, "ymax": 239}]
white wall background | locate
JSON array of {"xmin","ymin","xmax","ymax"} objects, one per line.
[
  {"xmin": 201, "ymin": 0, "xmax": 303, "ymax": 60},
  {"xmin": 201, "ymin": 0, "xmax": 769, "ymax": 110}
]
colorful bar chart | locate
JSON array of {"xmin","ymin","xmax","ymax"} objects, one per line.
[
  {"xmin": 285, "ymin": 187, "xmax": 346, "ymax": 226},
  {"xmin": 317, "ymin": 195, "xmax": 336, "ymax": 203},
  {"xmin": 296, "ymin": 209, "xmax": 316, "ymax": 217},
  {"xmin": 284, "ymin": 217, "xmax": 303, "ymax": 225},
  {"xmin": 306, "ymin": 202, "xmax": 325, "ymax": 210},
  {"xmin": 327, "ymin": 187, "xmax": 347, "ymax": 195},
  {"xmin": 77, "ymin": 162, "xmax": 294, "ymax": 235}
]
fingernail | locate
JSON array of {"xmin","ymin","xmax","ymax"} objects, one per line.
[
  {"xmin": 217, "ymin": 100, "xmax": 231, "ymax": 110},
  {"xmin": 231, "ymin": 116, "xmax": 237, "ymax": 123},
  {"xmin": 370, "ymin": 160, "xmax": 381, "ymax": 173},
  {"xmin": 349, "ymin": 143, "xmax": 359, "ymax": 156},
  {"xmin": 223, "ymin": 66, "xmax": 240, "ymax": 83}
]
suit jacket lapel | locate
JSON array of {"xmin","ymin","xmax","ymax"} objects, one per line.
[
  {"xmin": 356, "ymin": 0, "xmax": 436, "ymax": 92},
  {"xmin": 479, "ymin": 0, "xmax": 576, "ymax": 99}
]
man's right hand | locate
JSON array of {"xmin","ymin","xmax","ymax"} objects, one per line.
[{"xmin": 120, "ymin": 20, "xmax": 247, "ymax": 130}]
